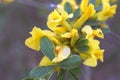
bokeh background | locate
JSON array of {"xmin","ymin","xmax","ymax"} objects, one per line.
[{"xmin": 0, "ymin": 0, "xmax": 120, "ymax": 80}]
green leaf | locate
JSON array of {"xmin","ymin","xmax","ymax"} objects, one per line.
[
  {"xmin": 71, "ymin": 8, "xmax": 80, "ymax": 21},
  {"xmin": 78, "ymin": 46, "xmax": 89, "ymax": 52},
  {"xmin": 58, "ymin": 55, "xmax": 81, "ymax": 69},
  {"xmin": 89, "ymin": 0, "xmax": 102, "ymax": 11},
  {"xmin": 84, "ymin": 19, "xmax": 102, "ymax": 28},
  {"xmin": 30, "ymin": 66, "xmax": 55, "ymax": 78},
  {"xmin": 95, "ymin": 5, "xmax": 102, "ymax": 12},
  {"xmin": 56, "ymin": 69, "xmax": 65, "ymax": 80},
  {"xmin": 67, "ymin": 72, "xmax": 77, "ymax": 80},
  {"xmin": 89, "ymin": 0, "xmax": 96, "ymax": 5},
  {"xmin": 75, "ymin": 38, "xmax": 89, "ymax": 52},
  {"xmin": 64, "ymin": 2, "xmax": 72, "ymax": 14},
  {"xmin": 40, "ymin": 36, "xmax": 55, "ymax": 60},
  {"xmin": 76, "ymin": 38, "xmax": 89, "ymax": 47},
  {"xmin": 102, "ymin": 28, "xmax": 110, "ymax": 34},
  {"xmin": 69, "ymin": 68, "xmax": 83, "ymax": 76}
]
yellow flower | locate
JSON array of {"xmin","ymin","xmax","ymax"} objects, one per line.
[
  {"xmin": 61, "ymin": 29, "xmax": 79, "ymax": 46},
  {"xmin": 79, "ymin": 38, "xmax": 104, "ymax": 67},
  {"xmin": 80, "ymin": 0, "xmax": 89, "ymax": 13},
  {"xmin": 83, "ymin": 58, "xmax": 97, "ymax": 67},
  {"xmin": 25, "ymin": 26, "xmax": 59, "ymax": 51},
  {"xmin": 81, "ymin": 25, "xmax": 104, "ymax": 39},
  {"xmin": 73, "ymin": 0, "xmax": 96, "ymax": 29},
  {"xmin": 94, "ymin": 49, "xmax": 104, "ymax": 62},
  {"xmin": 60, "ymin": 0, "xmax": 78, "ymax": 9},
  {"xmin": 70, "ymin": 29, "xmax": 79, "ymax": 47},
  {"xmin": 47, "ymin": 8, "xmax": 72, "ymax": 33},
  {"xmin": 88, "ymin": 38, "xmax": 100, "ymax": 50},
  {"xmin": 25, "ymin": 27, "xmax": 44, "ymax": 51},
  {"xmin": 39, "ymin": 56, "xmax": 55, "ymax": 66},
  {"xmin": 42, "ymin": 30, "xmax": 61, "ymax": 45},
  {"xmin": 97, "ymin": 0, "xmax": 117, "ymax": 21},
  {"xmin": 52, "ymin": 46, "xmax": 71, "ymax": 63},
  {"xmin": 39, "ymin": 56, "xmax": 60, "ymax": 72},
  {"xmin": 83, "ymin": 49, "xmax": 104, "ymax": 67},
  {"xmin": 79, "ymin": 39, "xmax": 100, "ymax": 60}
]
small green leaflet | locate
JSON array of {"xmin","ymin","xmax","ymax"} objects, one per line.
[
  {"xmin": 40, "ymin": 36, "xmax": 55, "ymax": 60},
  {"xmin": 75, "ymin": 38, "xmax": 89, "ymax": 52},
  {"xmin": 58, "ymin": 55, "xmax": 82, "ymax": 69},
  {"xmin": 71, "ymin": 8, "xmax": 80, "ymax": 21},
  {"xmin": 64, "ymin": 2, "xmax": 72, "ymax": 14},
  {"xmin": 29, "ymin": 66, "xmax": 55, "ymax": 78},
  {"xmin": 69, "ymin": 67, "xmax": 83, "ymax": 76}
]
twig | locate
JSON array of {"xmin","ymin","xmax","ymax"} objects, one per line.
[
  {"xmin": 47, "ymin": 72, "xmax": 54, "ymax": 80},
  {"xmin": 84, "ymin": 66, "xmax": 92, "ymax": 80}
]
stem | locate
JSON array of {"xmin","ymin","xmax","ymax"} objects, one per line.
[
  {"xmin": 47, "ymin": 72, "xmax": 54, "ymax": 80},
  {"xmin": 84, "ymin": 66, "xmax": 92, "ymax": 80},
  {"xmin": 62, "ymin": 21, "xmax": 72, "ymax": 31}
]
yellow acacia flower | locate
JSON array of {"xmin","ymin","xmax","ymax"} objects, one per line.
[
  {"xmin": 79, "ymin": 39, "xmax": 100, "ymax": 60},
  {"xmin": 97, "ymin": 0, "xmax": 117, "ymax": 21},
  {"xmin": 73, "ymin": 0, "xmax": 96, "ymax": 29},
  {"xmin": 80, "ymin": 0, "xmax": 89, "ymax": 13},
  {"xmin": 80, "ymin": 39, "xmax": 104, "ymax": 67},
  {"xmin": 60, "ymin": 0, "xmax": 78, "ymax": 9},
  {"xmin": 39, "ymin": 56, "xmax": 55, "ymax": 66},
  {"xmin": 39, "ymin": 56, "xmax": 60, "ymax": 72},
  {"xmin": 25, "ymin": 27, "xmax": 60, "ymax": 51},
  {"xmin": 52, "ymin": 46, "xmax": 71, "ymax": 63},
  {"xmin": 80, "ymin": 25, "xmax": 104, "ymax": 67},
  {"xmin": 61, "ymin": 29, "xmax": 79, "ymax": 46},
  {"xmin": 83, "ymin": 49, "xmax": 104, "ymax": 67},
  {"xmin": 25, "ymin": 27, "xmax": 44, "ymax": 51},
  {"xmin": 61, "ymin": 29, "xmax": 78, "ymax": 38},
  {"xmin": 81, "ymin": 25, "xmax": 104, "ymax": 39},
  {"xmin": 24, "ymin": 0, "xmax": 117, "ymax": 71},
  {"xmin": 47, "ymin": 8, "xmax": 73, "ymax": 33}
]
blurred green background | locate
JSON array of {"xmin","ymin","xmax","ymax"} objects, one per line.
[{"xmin": 0, "ymin": 0, "xmax": 120, "ymax": 80}]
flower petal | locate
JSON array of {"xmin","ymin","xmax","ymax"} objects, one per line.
[
  {"xmin": 39, "ymin": 56, "xmax": 55, "ymax": 66},
  {"xmin": 52, "ymin": 46, "xmax": 71, "ymax": 63},
  {"xmin": 25, "ymin": 27, "xmax": 44, "ymax": 51},
  {"xmin": 83, "ymin": 57, "xmax": 97, "ymax": 67}
]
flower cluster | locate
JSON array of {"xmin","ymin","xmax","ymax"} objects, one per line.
[{"xmin": 24, "ymin": 0, "xmax": 117, "ymax": 80}]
